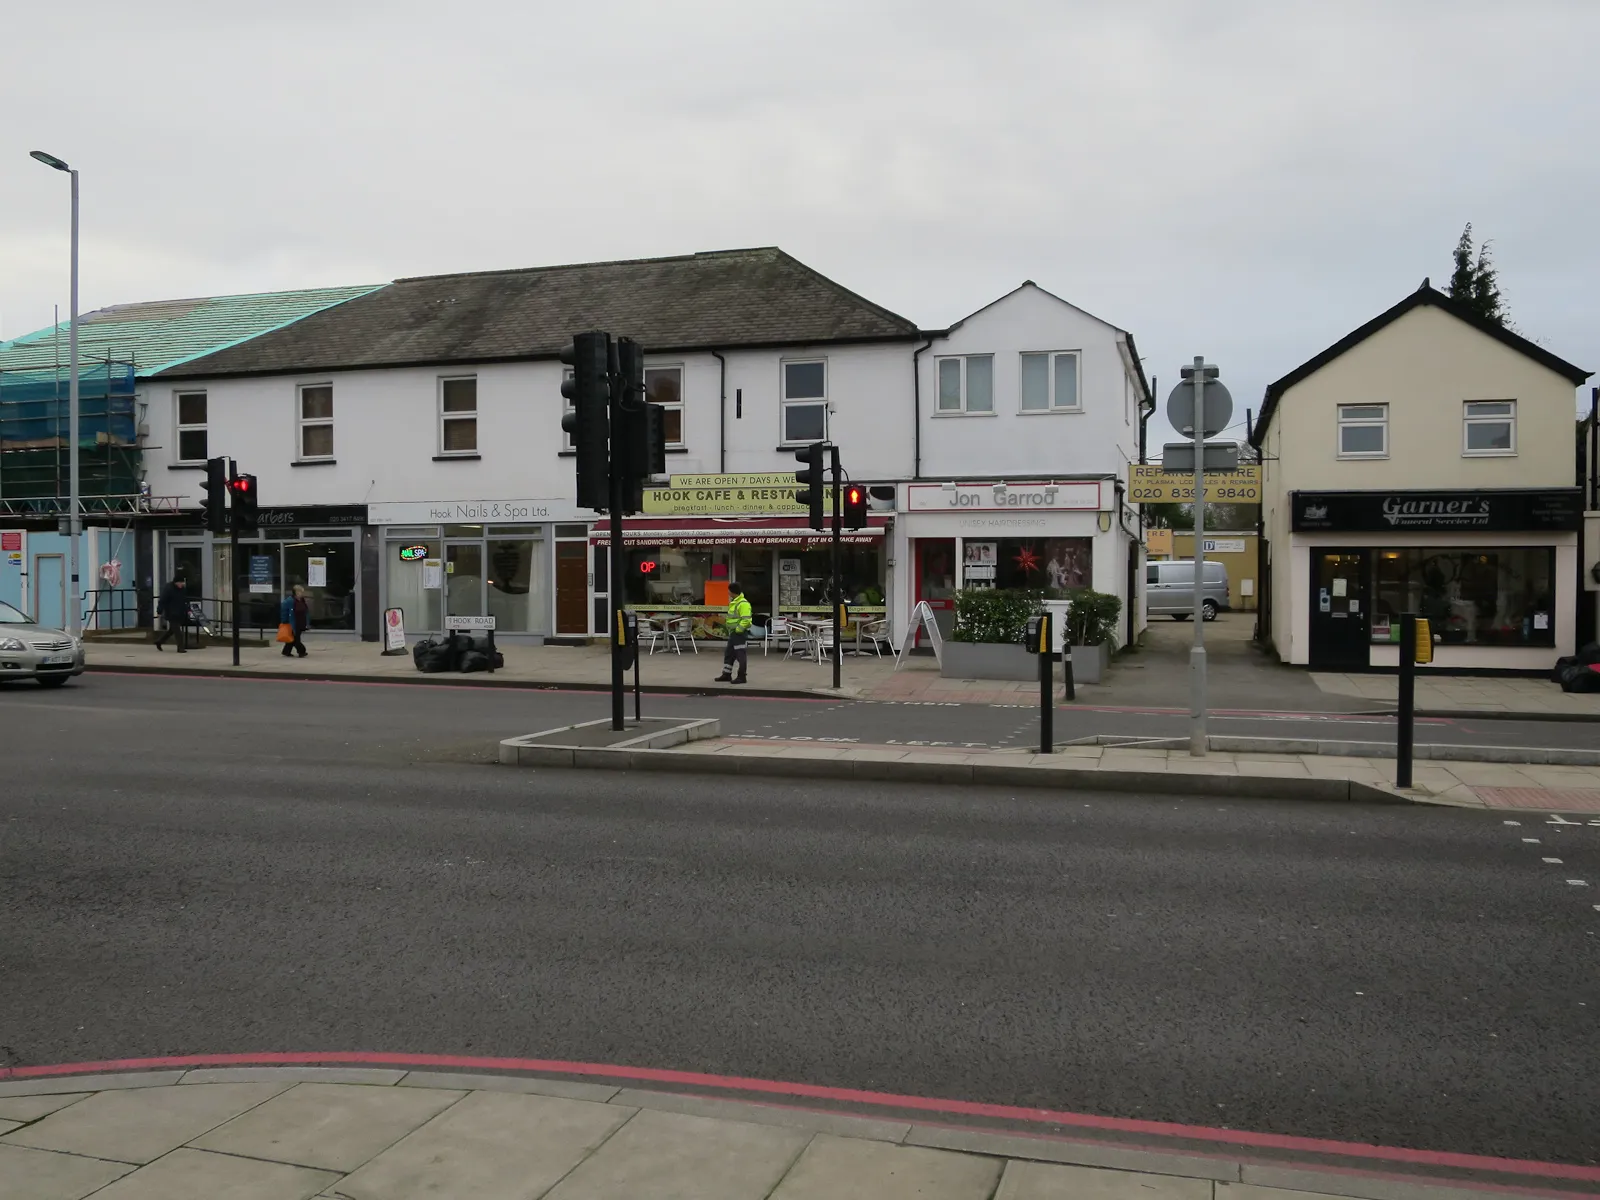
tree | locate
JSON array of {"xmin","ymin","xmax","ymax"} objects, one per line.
[
  {"xmin": 1447, "ymin": 224, "xmax": 1507, "ymax": 326},
  {"xmin": 1143, "ymin": 502, "xmax": 1192, "ymax": 531}
]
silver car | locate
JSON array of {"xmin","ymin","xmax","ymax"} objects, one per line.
[{"xmin": 0, "ymin": 600, "xmax": 86, "ymax": 687}]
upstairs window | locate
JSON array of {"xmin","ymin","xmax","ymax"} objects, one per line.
[
  {"xmin": 440, "ymin": 377, "xmax": 478, "ymax": 455},
  {"xmin": 782, "ymin": 359, "xmax": 827, "ymax": 444},
  {"xmin": 1463, "ymin": 400, "xmax": 1515, "ymax": 456},
  {"xmin": 935, "ymin": 355, "xmax": 994, "ymax": 414},
  {"xmin": 175, "ymin": 391, "xmax": 207, "ymax": 462},
  {"xmin": 1337, "ymin": 404, "xmax": 1388, "ymax": 457},
  {"xmin": 1020, "ymin": 351, "xmax": 1080, "ymax": 412},
  {"xmin": 646, "ymin": 365, "xmax": 685, "ymax": 447},
  {"xmin": 298, "ymin": 384, "xmax": 334, "ymax": 459}
]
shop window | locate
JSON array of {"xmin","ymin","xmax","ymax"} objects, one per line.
[
  {"xmin": 298, "ymin": 385, "xmax": 334, "ymax": 460},
  {"xmin": 175, "ymin": 391, "xmax": 207, "ymax": 462},
  {"xmin": 647, "ymin": 365, "xmax": 685, "ymax": 447},
  {"xmin": 734, "ymin": 548, "xmax": 774, "ymax": 616},
  {"xmin": 1337, "ymin": 404, "xmax": 1387, "ymax": 457},
  {"xmin": 283, "ymin": 540, "xmax": 357, "ymax": 630},
  {"xmin": 625, "ymin": 548, "xmax": 713, "ymax": 606},
  {"xmin": 936, "ymin": 355, "xmax": 994, "ymax": 414},
  {"xmin": 782, "ymin": 359, "xmax": 827, "ymax": 444},
  {"xmin": 981, "ymin": 537, "xmax": 1093, "ymax": 592},
  {"xmin": 388, "ymin": 537, "xmax": 442, "ymax": 632},
  {"xmin": 440, "ymin": 377, "xmax": 478, "ymax": 455},
  {"xmin": 485, "ymin": 539, "xmax": 542, "ymax": 632},
  {"xmin": 1463, "ymin": 400, "xmax": 1515, "ymax": 456},
  {"xmin": 792, "ymin": 546, "xmax": 885, "ymax": 607},
  {"xmin": 1373, "ymin": 547, "xmax": 1552, "ymax": 646},
  {"xmin": 1020, "ymin": 352, "xmax": 1079, "ymax": 412}
]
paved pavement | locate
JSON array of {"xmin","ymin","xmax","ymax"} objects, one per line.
[
  {"xmin": 3, "ymin": 1068, "xmax": 1593, "ymax": 1200},
  {"xmin": 81, "ymin": 611, "xmax": 1600, "ymax": 718},
  {"xmin": 2, "ymin": 672, "xmax": 1597, "ymax": 1167}
]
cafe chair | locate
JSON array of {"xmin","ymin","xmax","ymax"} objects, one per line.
[
  {"xmin": 856, "ymin": 617, "xmax": 891, "ymax": 658},
  {"xmin": 777, "ymin": 616, "xmax": 815, "ymax": 660},
  {"xmin": 661, "ymin": 614, "xmax": 696, "ymax": 654}
]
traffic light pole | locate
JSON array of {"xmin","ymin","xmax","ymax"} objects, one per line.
[
  {"xmin": 229, "ymin": 478, "xmax": 241, "ymax": 666},
  {"xmin": 608, "ymin": 401, "xmax": 627, "ymax": 733},
  {"xmin": 829, "ymin": 447, "xmax": 842, "ymax": 692}
]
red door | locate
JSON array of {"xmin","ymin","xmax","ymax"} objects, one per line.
[{"xmin": 914, "ymin": 538, "xmax": 957, "ymax": 646}]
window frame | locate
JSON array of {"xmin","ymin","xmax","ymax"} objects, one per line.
[
  {"xmin": 438, "ymin": 375, "xmax": 479, "ymax": 457},
  {"xmin": 1018, "ymin": 350, "xmax": 1082, "ymax": 413},
  {"xmin": 296, "ymin": 382, "xmax": 335, "ymax": 462},
  {"xmin": 1462, "ymin": 399, "xmax": 1517, "ymax": 457},
  {"xmin": 174, "ymin": 390, "xmax": 208, "ymax": 464},
  {"xmin": 780, "ymin": 358, "xmax": 828, "ymax": 446},
  {"xmin": 645, "ymin": 363, "xmax": 686, "ymax": 449},
  {"xmin": 933, "ymin": 354, "xmax": 996, "ymax": 416},
  {"xmin": 1336, "ymin": 403, "xmax": 1389, "ymax": 459}
]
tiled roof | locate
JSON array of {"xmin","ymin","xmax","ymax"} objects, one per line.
[
  {"xmin": 156, "ymin": 248, "xmax": 920, "ymax": 379},
  {"xmin": 0, "ymin": 285, "xmax": 383, "ymax": 376}
]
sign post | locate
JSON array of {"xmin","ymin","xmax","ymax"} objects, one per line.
[{"xmin": 1167, "ymin": 359, "xmax": 1231, "ymax": 756}]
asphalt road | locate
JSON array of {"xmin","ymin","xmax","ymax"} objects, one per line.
[
  {"xmin": 57, "ymin": 666, "xmax": 1600, "ymax": 756},
  {"xmin": 1, "ymin": 673, "xmax": 1597, "ymax": 1165}
]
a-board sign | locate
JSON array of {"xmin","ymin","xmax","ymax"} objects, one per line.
[
  {"xmin": 382, "ymin": 607, "xmax": 406, "ymax": 654},
  {"xmin": 893, "ymin": 601, "xmax": 945, "ymax": 670},
  {"xmin": 445, "ymin": 615, "xmax": 496, "ymax": 631}
]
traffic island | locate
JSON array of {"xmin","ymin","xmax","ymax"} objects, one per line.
[
  {"xmin": 496, "ymin": 734, "xmax": 1600, "ymax": 812},
  {"xmin": 499, "ymin": 717, "xmax": 720, "ymax": 767}
]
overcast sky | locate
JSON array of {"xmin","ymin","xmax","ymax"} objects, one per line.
[{"xmin": 5, "ymin": 0, "xmax": 1596, "ymax": 448}]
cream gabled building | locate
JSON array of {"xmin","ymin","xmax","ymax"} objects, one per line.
[{"xmin": 1251, "ymin": 282, "xmax": 1590, "ymax": 671}]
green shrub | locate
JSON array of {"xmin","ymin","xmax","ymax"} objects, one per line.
[
  {"xmin": 951, "ymin": 588, "xmax": 1046, "ymax": 644},
  {"xmin": 1063, "ymin": 587, "xmax": 1122, "ymax": 647},
  {"xmin": 949, "ymin": 586, "xmax": 1123, "ymax": 647}
]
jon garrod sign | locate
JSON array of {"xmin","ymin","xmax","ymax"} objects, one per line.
[
  {"xmin": 906, "ymin": 481, "xmax": 1102, "ymax": 513},
  {"xmin": 1291, "ymin": 489, "xmax": 1581, "ymax": 534}
]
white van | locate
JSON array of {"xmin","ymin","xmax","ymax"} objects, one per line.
[{"xmin": 1147, "ymin": 559, "xmax": 1230, "ymax": 621}]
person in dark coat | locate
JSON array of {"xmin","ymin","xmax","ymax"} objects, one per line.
[
  {"xmin": 154, "ymin": 576, "xmax": 188, "ymax": 652},
  {"xmin": 280, "ymin": 584, "xmax": 310, "ymax": 658}
]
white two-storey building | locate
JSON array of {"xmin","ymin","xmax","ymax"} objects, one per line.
[{"xmin": 145, "ymin": 249, "xmax": 1152, "ymax": 647}]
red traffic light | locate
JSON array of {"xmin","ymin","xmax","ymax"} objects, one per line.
[
  {"xmin": 228, "ymin": 478, "xmax": 250, "ymax": 493},
  {"xmin": 842, "ymin": 481, "xmax": 868, "ymax": 530}
]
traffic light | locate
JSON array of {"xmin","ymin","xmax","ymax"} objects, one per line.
[
  {"xmin": 794, "ymin": 442, "xmax": 826, "ymax": 530},
  {"xmin": 561, "ymin": 331, "xmax": 611, "ymax": 511},
  {"xmin": 611, "ymin": 338, "xmax": 667, "ymax": 513},
  {"xmin": 228, "ymin": 473, "xmax": 258, "ymax": 537},
  {"xmin": 842, "ymin": 482, "xmax": 868, "ymax": 530},
  {"xmin": 200, "ymin": 457, "xmax": 228, "ymax": 533}
]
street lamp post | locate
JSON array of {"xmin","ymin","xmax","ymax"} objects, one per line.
[{"xmin": 31, "ymin": 150, "xmax": 81, "ymax": 638}]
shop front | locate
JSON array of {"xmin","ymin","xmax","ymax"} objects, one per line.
[
  {"xmin": 592, "ymin": 515, "xmax": 890, "ymax": 638},
  {"xmin": 367, "ymin": 498, "xmax": 594, "ymax": 642},
  {"xmin": 1288, "ymin": 489, "xmax": 1581, "ymax": 671},
  {"xmin": 894, "ymin": 479, "xmax": 1123, "ymax": 643},
  {"xmin": 161, "ymin": 505, "xmax": 370, "ymax": 638}
]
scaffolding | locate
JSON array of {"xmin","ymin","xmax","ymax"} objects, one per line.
[{"xmin": 0, "ymin": 355, "xmax": 147, "ymax": 515}]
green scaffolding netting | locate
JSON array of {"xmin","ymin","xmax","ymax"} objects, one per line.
[{"xmin": 0, "ymin": 361, "xmax": 141, "ymax": 500}]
